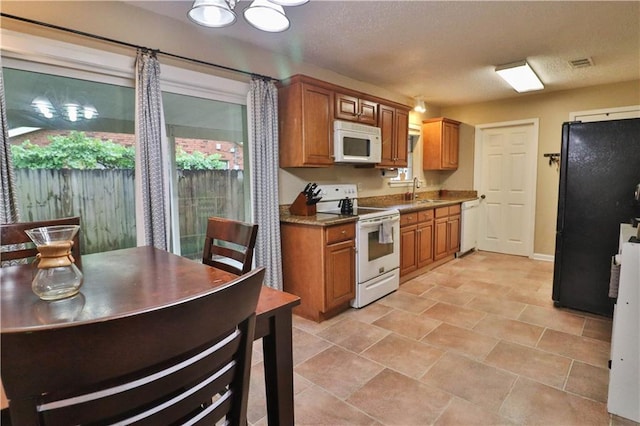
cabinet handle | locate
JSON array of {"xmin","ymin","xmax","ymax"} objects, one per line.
[{"xmin": 341, "ymin": 230, "xmax": 346, "ymax": 234}]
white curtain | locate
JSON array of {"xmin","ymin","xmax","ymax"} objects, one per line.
[
  {"xmin": 0, "ymin": 64, "xmax": 20, "ymax": 224},
  {"xmin": 249, "ymin": 78, "xmax": 283, "ymax": 290},
  {"xmin": 134, "ymin": 49, "xmax": 170, "ymax": 250}
]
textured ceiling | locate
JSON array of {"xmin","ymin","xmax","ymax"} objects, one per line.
[{"xmin": 126, "ymin": 1, "xmax": 640, "ymax": 107}]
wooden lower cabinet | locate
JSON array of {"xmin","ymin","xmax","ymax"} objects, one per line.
[
  {"xmin": 417, "ymin": 219, "xmax": 434, "ymax": 268},
  {"xmin": 281, "ymin": 221, "xmax": 356, "ymax": 322},
  {"xmin": 400, "ymin": 209, "xmax": 434, "ymax": 277},
  {"xmin": 325, "ymin": 239, "xmax": 356, "ymax": 310},
  {"xmin": 448, "ymin": 212, "xmax": 461, "ymax": 255},
  {"xmin": 433, "ymin": 217, "xmax": 449, "ymax": 261},
  {"xmin": 401, "ymin": 204, "xmax": 460, "ymax": 280},
  {"xmin": 434, "ymin": 205, "xmax": 461, "ymax": 260},
  {"xmin": 400, "ymin": 221, "xmax": 418, "ymax": 276}
]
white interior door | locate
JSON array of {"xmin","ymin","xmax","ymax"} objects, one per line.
[{"xmin": 474, "ymin": 120, "xmax": 538, "ymax": 257}]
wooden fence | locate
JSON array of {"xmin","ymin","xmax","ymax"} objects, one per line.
[{"xmin": 14, "ymin": 169, "xmax": 245, "ymax": 259}]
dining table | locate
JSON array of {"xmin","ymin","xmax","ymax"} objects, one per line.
[{"xmin": 0, "ymin": 246, "xmax": 300, "ymax": 425}]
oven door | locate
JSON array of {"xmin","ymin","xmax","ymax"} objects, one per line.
[{"xmin": 357, "ymin": 215, "xmax": 400, "ymax": 283}]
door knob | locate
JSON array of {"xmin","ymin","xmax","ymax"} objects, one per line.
[{"xmin": 480, "ymin": 194, "xmax": 486, "ymax": 199}]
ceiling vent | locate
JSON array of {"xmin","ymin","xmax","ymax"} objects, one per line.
[{"xmin": 569, "ymin": 57, "xmax": 594, "ymax": 69}]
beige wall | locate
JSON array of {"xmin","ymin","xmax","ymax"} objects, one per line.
[{"xmin": 440, "ymin": 80, "xmax": 640, "ymax": 256}]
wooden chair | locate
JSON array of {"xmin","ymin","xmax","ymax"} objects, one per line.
[
  {"xmin": 202, "ymin": 217, "xmax": 259, "ymax": 275},
  {"xmin": 1, "ymin": 267, "xmax": 266, "ymax": 425},
  {"xmin": 0, "ymin": 217, "xmax": 82, "ymax": 268}
]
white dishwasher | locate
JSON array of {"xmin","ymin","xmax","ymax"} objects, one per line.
[{"xmin": 458, "ymin": 198, "xmax": 479, "ymax": 257}]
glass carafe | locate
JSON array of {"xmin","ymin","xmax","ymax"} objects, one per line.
[{"xmin": 25, "ymin": 225, "xmax": 83, "ymax": 300}]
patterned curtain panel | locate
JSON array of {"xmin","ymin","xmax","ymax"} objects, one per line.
[
  {"xmin": 134, "ymin": 50, "xmax": 170, "ymax": 250},
  {"xmin": 249, "ymin": 78, "xmax": 283, "ymax": 290},
  {"xmin": 0, "ymin": 65, "xmax": 20, "ymax": 224}
]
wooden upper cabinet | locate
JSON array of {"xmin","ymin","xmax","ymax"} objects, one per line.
[
  {"xmin": 394, "ymin": 108, "xmax": 409, "ymax": 165},
  {"xmin": 335, "ymin": 92, "xmax": 378, "ymax": 125},
  {"xmin": 422, "ymin": 117, "xmax": 461, "ymax": 170},
  {"xmin": 278, "ymin": 75, "xmax": 411, "ymax": 168},
  {"xmin": 278, "ymin": 77, "xmax": 334, "ymax": 167},
  {"xmin": 377, "ymin": 104, "xmax": 409, "ymax": 168}
]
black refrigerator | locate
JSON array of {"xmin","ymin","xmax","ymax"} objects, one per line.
[{"xmin": 552, "ymin": 118, "xmax": 640, "ymax": 317}]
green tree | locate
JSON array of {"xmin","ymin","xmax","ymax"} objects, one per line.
[
  {"xmin": 11, "ymin": 131, "xmax": 134, "ymax": 169},
  {"xmin": 175, "ymin": 147, "xmax": 225, "ymax": 170},
  {"xmin": 11, "ymin": 131, "xmax": 226, "ymax": 170}
]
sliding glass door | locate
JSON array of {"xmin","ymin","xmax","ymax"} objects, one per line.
[{"xmin": 162, "ymin": 92, "xmax": 249, "ymax": 260}]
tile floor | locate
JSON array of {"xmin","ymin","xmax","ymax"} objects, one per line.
[{"xmin": 248, "ymin": 251, "xmax": 638, "ymax": 426}]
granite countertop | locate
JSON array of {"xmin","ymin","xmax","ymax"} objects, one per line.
[
  {"xmin": 359, "ymin": 190, "xmax": 478, "ymax": 214},
  {"xmin": 280, "ymin": 212, "xmax": 358, "ymax": 226},
  {"xmin": 280, "ymin": 190, "xmax": 478, "ymax": 226},
  {"xmin": 360, "ymin": 196, "xmax": 478, "ymax": 214}
]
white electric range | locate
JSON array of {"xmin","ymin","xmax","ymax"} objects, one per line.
[{"xmin": 315, "ymin": 184, "xmax": 400, "ymax": 308}]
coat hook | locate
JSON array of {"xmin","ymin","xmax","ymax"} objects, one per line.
[{"xmin": 543, "ymin": 153, "xmax": 560, "ymax": 171}]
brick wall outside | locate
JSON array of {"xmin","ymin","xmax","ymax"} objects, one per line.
[{"xmin": 11, "ymin": 130, "xmax": 244, "ymax": 169}]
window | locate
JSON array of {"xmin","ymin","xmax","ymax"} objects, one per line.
[
  {"xmin": 4, "ymin": 67, "xmax": 137, "ymax": 254},
  {"xmin": 2, "ymin": 29, "xmax": 250, "ymax": 258},
  {"xmin": 389, "ymin": 125, "xmax": 420, "ymax": 185}
]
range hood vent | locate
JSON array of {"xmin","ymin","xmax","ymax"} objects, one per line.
[{"xmin": 569, "ymin": 57, "xmax": 594, "ymax": 69}]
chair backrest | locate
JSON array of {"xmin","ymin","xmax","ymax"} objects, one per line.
[
  {"xmin": 1, "ymin": 267, "xmax": 266, "ymax": 425},
  {"xmin": 0, "ymin": 217, "xmax": 82, "ymax": 268},
  {"xmin": 202, "ymin": 217, "xmax": 259, "ymax": 275}
]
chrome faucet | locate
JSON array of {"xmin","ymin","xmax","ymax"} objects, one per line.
[{"xmin": 412, "ymin": 177, "xmax": 419, "ymax": 200}]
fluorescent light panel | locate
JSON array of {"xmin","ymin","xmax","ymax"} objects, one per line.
[{"xmin": 495, "ymin": 60, "xmax": 544, "ymax": 93}]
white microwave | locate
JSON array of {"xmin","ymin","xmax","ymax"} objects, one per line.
[{"xmin": 333, "ymin": 120, "xmax": 381, "ymax": 164}]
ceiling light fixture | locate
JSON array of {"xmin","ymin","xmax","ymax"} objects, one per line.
[
  {"xmin": 31, "ymin": 96, "xmax": 99, "ymax": 122},
  {"xmin": 495, "ymin": 60, "xmax": 544, "ymax": 93},
  {"xmin": 413, "ymin": 98, "xmax": 426, "ymax": 113},
  {"xmin": 188, "ymin": 0, "xmax": 309, "ymax": 33}
]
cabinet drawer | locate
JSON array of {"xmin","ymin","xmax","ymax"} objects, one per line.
[
  {"xmin": 400, "ymin": 213, "xmax": 418, "ymax": 227},
  {"xmin": 448, "ymin": 204, "xmax": 461, "ymax": 215},
  {"xmin": 326, "ymin": 223, "xmax": 355, "ymax": 244},
  {"xmin": 435, "ymin": 206, "xmax": 450, "ymax": 218},
  {"xmin": 417, "ymin": 209, "xmax": 434, "ymax": 222}
]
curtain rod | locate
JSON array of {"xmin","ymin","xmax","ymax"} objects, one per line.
[{"xmin": 0, "ymin": 12, "xmax": 278, "ymax": 82}]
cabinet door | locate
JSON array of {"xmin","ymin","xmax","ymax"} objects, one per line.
[
  {"xmin": 442, "ymin": 121, "xmax": 459, "ymax": 169},
  {"xmin": 335, "ymin": 93, "xmax": 377, "ymax": 125},
  {"xmin": 423, "ymin": 118, "xmax": 460, "ymax": 171},
  {"xmin": 325, "ymin": 239, "xmax": 355, "ymax": 311},
  {"xmin": 302, "ymin": 84, "xmax": 334, "ymax": 166},
  {"xmin": 335, "ymin": 93, "xmax": 359, "ymax": 121},
  {"xmin": 417, "ymin": 220, "xmax": 434, "ymax": 268},
  {"xmin": 400, "ymin": 224, "xmax": 418, "ymax": 276},
  {"xmin": 393, "ymin": 108, "xmax": 409, "ymax": 167},
  {"xmin": 279, "ymin": 81, "xmax": 333, "ymax": 167},
  {"xmin": 447, "ymin": 214, "xmax": 461, "ymax": 254},
  {"xmin": 378, "ymin": 105, "xmax": 409, "ymax": 168},
  {"xmin": 378, "ymin": 105, "xmax": 395, "ymax": 167},
  {"xmin": 434, "ymin": 217, "xmax": 449, "ymax": 260},
  {"xmin": 359, "ymin": 99, "xmax": 378, "ymax": 125}
]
